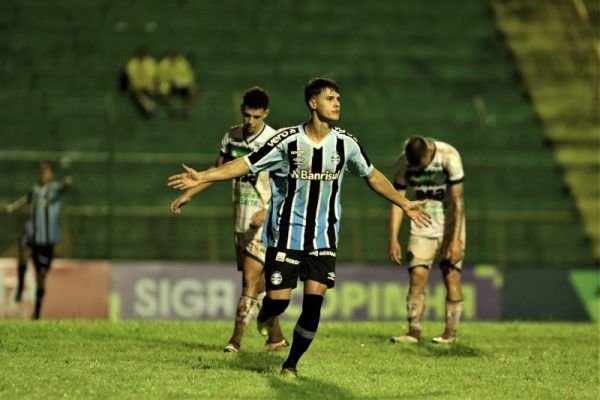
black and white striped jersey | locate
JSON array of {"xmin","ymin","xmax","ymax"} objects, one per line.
[{"xmin": 244, "ymin": 123, "xmax": 373, "ymax": 250}]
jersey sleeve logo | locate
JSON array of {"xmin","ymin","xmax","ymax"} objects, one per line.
[{"xmin": 266, "ymin": 127, "xmax": 298, "ymax": 147}]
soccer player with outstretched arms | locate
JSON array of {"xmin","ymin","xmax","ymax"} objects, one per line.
[
  {"xmin": 168, "ymin": 78, "xmax": 431, "ymax": 378},
  {"xmin": 4, "ymin": 161, "xmax": 71, "ymax": 320}
]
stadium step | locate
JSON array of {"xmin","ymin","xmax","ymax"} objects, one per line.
[{"xmin": 492, "ymin": 0, "xmax": 599, "ymax": 262}]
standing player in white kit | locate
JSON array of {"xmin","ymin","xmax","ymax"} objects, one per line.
[
  {"xmin": 388, "ymin": 136, "xmax": 466, "ymax": 344},
  {"xmin": 170, "ymin": 87, "xmax": 288, "ymax": 352}
]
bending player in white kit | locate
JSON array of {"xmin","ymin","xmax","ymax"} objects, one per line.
[
  {"xmin": 388, "ymin": 136, "xmax": 466, "ymax": 344},
  {"xmin": 170, "ymin": 87, "xmax": 288, "ymax": 352}
]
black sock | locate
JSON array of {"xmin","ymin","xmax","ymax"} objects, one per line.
[
  {"xmin": 257, "ymin": 297, "xmax": 290, "ymax": 322},
  {"xmin": 284, "ymin": 294, "xmax": 324, "ymax": 369},
  {"xmin": 16, "ymin": 264, "xmax": 26, "ymax": 296},
  {"xmin": 34, "ymin": 288, "xmax": 45, "ymax": 319}
]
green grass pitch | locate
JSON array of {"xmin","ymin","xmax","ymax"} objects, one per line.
[{"xmin": 0, "ymin": 321, "xmax": 598, "ymax": 399}]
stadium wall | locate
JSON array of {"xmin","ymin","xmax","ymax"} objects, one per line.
[{"xmin": 0, "ymin": 259, "xmax": 596, "ymax": 322}]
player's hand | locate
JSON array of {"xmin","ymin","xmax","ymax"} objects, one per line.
[
  {"xmin": 443, "ymin": 239, "xmax": 464, "ymax": 266},
  {"xmin": 168, "ymin": 164, "xmax": 203, "ymax": 190},
  {"xmin": 250, "ymin": 209, "xmax": 267, "ymax": 229},
  {"xmin": 388, "ymin": 239, "xmax": 402, "ymax": 265},
  {"xmin": 170, "ymin": 194, "xmax": 191, "ymax": 214},
  {"xmin": 402, "ymin": 200, "xmax": 432, "ymax": 228}
]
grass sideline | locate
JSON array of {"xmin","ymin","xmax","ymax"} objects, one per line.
[{"xmin": 0, "ymin": 321, "xmax": 598, "ymax": 399}]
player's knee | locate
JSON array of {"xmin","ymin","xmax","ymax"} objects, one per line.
[
  {"xmin": 442, "ymin": 266, "xmax": 461, "ymax": 284},
  {"xmin": 409, "ymin": 266, "xmax": 429, "ymax": 288},
  {"xmin": 301, "ymin": 294, "xmax": 324, "ymax": 315},
  {"xmin": 298, "ymin": 294, "xmax": 324, "ymax": 332},
  {"xmin": 262, "ymin": 296, "xmax": 290, "ymax": 317}
]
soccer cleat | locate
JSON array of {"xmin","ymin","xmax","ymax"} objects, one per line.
[
  {"xmin": 390, "ymin": 335, "xmax": 419, "ymax": 344},
  {"xmin": 223, "ymin": 343, "xmax": 240, "ymax": 353},
  {"xmin": 390, "ymin": 328, "xmax": 420, "ymax": 344},
  {"xmin": 264, "ymin": 339, "xmax": 290, "ymax": 352},
  {"xmin": 432, "ymin": 328, "xmax": 457, "ymax": 344},
  {"xmin": 280, "ymin": 367, "xmax": 298, "ymax": 379},
  {"xmin": 432, "ymin": 336, "xmax": 456, "ymax": 344},
  {"xmin": 257, "ymin": 316, "xmax": 274, "ymax": 337}
]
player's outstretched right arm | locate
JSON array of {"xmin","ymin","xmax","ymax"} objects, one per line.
[
  {"xmin": 168, "ymin": 157, "xmax": 250, "ymax": 191},
  {"xmin": 4, "ymin": 195, "xmax": 29, "ymax": 215},
  {"xmin": 170, "ymin": 156, "xmax": 225, "ymax": 214}
]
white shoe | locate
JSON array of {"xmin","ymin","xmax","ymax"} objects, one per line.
[
  {"xmin": 264, "ymin": 339, "xmax": 290, "ymax": 352},
  {"xmin": 390, "ymin": 335, "xmax": 419, "ymax": 344},
  {"xmin": 432, "ymin": 336, "xmax": 456, "ymax": 344},
  {"xmin": 223, "ymin": 343, "xmax": 240, "ymax": 353}
]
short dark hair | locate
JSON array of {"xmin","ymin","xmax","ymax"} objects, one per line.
[
  {"xmin": 304, "ymin": 77, "xmax": 340, "ymax": 107},
  {"xmin": 242, "ymin": 87, "xmax": 269, "ymax": 110},
  {"xmin": 40, "ymin": 160, "xmax": 54, "ymax": 172},
  {"xmin": 404, "ymin": 136, "xmax": 428, "ymax": 166}
]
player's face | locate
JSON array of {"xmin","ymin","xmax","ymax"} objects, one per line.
[
  {"xmin": 241, "ymin": 106, "xmax": 269, "ymax": 135},
  {"xmin": 40, "ymin": 165, "xmax": 54, "ymax": 184},
  {"xmin": 312, "ymin": 88, "xmax": 341, "ymax": 122}
]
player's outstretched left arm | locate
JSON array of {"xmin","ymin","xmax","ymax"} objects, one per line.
[
  {"xmin": 167, "ymin": 157, "xmax": 250, "ymax": 191},
  {"xmin": 365, "ymin": 167, "xmax": 432, "ymax": 228}
]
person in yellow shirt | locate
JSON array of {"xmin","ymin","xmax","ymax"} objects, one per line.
[
  {"xmin": 125, "ymin": 47, "xmax": 157, "ymax": 118},
  {"xmin": 157, "ymin": 50, "xmax": 196, "ymax": 118}
]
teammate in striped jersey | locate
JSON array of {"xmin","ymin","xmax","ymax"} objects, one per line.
[
  {"xmin": 168, "ymin": 78, "xmax": 431, "ymax": 378},
  {"xmin": 169, "ymin": 87, "xmax": 288, "ymax": 353},
  {"xmin": 4, "ymin": 161, "xmax": 71, "ymax": 319},
  {"xmin": 388, "ymin": 136, "xmax": 466, "ymax": 344}
]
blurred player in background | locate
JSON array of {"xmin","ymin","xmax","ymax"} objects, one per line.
[
  {"xmin": 168, "ymin": 78, "xmax": 431, "ymax": 378},
  {"xmin": 388, "ymin": 136, "xmax": 466, "ymax": 344},
  {"xmin": 170, "ymin": 87, "xmax": 288, "ymax": 353},
  {"xmin": 4, "ymin": 161, "xmax": 72, "ymax": 320}
]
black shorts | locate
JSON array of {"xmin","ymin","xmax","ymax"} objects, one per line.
[
  {"xmin": 264, "ymin": 247, "xmax": 337, "ymax": 291},
  {"xmin": 31, "ymin": 245, "xmax": 54, "ymax": 273}
]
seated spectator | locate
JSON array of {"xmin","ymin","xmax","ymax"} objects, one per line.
[
  {"xmin": 157, "ymin": 50, "xmax": 196, "ymax": 118},
  {"xmin": 125, "ymin": 47, "xmax": 157, "ymax": 118}
]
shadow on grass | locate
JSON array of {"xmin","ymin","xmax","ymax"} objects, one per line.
[
  {"xmin": 176, "ymin": 340, "xmax": 223, "ymax": 352},
  {"xmin": 418, "ymin": 341, "xmax": 485, "ymax": 358},
  {"xmin": 223, "ymin": 350, "xmax": 284, "ymax": 374},
  {"xmin": 266, "ymin": 374, "xmax": 354, "ymax": 400},
  {"xmin": 322, "ymin": 329, "xmax": 485, "ymax": 359},
  {"xmin": 221, "ymin": 351, "xmax": 354, "ymax": 399}
]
